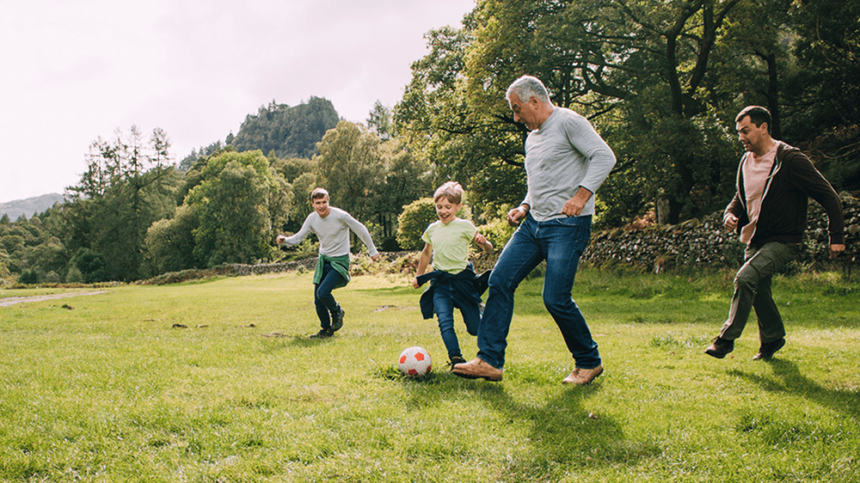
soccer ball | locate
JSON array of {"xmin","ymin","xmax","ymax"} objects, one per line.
[{"xmin": 398, "ymin": 346, "xmax": 432, "ymax": 377}]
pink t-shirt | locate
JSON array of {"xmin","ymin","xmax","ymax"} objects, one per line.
[{"xmin": 740, "ymin": 142, "xmax": 779, "ymax": 244}]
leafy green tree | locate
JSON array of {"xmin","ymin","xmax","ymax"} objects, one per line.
[
  {"xmin": 395, "ymin": 24, "xmax": 528, "ymax": 213},
  {"xmin": 315, "ymin": 121, "xmax": 430, "ymax": 248},
  {"xmin": 315, "ymin": 121, "xmax": 386, "ymax": 222},
  {"xmin": 781, "ymin": 0, "xmax": 860, "ymax": 191},
  {"xmin": 367, "ymin": 101, "xmax": 394, "ymax": 140},
  {"xmin": 62, "ymin": 126, "xmax": 181, "ymax": 281},
  {"xmin": 376, "ymin": 139, "xmax": 432, "ymax": 245},
  {"xmin": 462, "ymin": 0, "xmax": 748, "ymax": 223},
  {"xmin": 144, "ymin": 204, "xmax": 200, "ymax": 274},
  {"xmin": 186, "ymin": 150, "xmax": 290, "ymax": 267}
]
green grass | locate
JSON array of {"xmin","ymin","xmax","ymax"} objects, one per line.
[{"xmin": 1, "ymin": 268, "xmax": 858, "ymax": 482}]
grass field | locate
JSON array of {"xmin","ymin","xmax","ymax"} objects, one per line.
[{"xmin": 1, "ymin": 267, "xmax": 858, "ymax": 482}]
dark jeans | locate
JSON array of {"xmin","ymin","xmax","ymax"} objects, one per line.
[
  {"xmin": 432, "ymin": 281, "xmax": 481, "ymax": 359},
  {"xmin": 477, "ymin": 214, "xmax": 600, "ymax": 370},
  {"xmin": 314, "ymin": 261, "xmax": 344, "ymax": 330},
  {"xmin": 719, "ymin": 241, "xmax": 801, "ymax": 343}
]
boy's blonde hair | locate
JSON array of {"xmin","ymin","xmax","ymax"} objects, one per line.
[{"xmin": 434, "ymin": 181, "xmax": 464, "ymax": 204}]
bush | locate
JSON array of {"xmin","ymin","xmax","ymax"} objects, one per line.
[
  {"xmin": 18, "ymin": 268, "xmax": 41, "ymax": 285},
  {"xmin": 396, "ymin": 198, "xmax": 437, "ymax": 250},
  {"xmin": 65, "ymin": 266, "xmax": 84, "ymax": 283}
]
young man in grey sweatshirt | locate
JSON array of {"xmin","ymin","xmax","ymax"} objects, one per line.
[{"xmin": 277, "ymin": 188, "xmax": 380, "ymax": 338}]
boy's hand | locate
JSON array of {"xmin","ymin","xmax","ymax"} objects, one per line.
[
  {"xmin": 276, "ymin": 235, "xmax": 287, "ymax": 245},
  {"xmin": 412, "ymin": 277, "xmax": 420, "ymax": 289},
  {"xmin": 474, "ymin": 233, "xmax": 493, "ymax": 253},
  {"xmin": 371, "ymin": 254, "xmax": 381, "ymax": 262}
]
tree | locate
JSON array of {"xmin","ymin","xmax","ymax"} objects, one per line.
[
  {"xmin": 782, "ymin": 0, "xmax": 860, "ymax": 191},
  {"xmin": 462, "ymin": 0, "xmax": 748, "ymax": 223},
  {"xmin": 395, "ymin": 24, "xmax": 528, "ymax": 213},
  {"xmin": 62, "ymin": 126, "xmax": 181, "ymax": 281},
  {"xmin": 315, "ymin": 121, "xmax": 430, "ymax": 248},
  {"xmin": 185, "ymin": 150, "xmax": 290, "ymax": 267},
  {"xmin": 315, "ymin": 121, "xmax": 386, "ymax": 222},
  {"xmin": 144, "ymin": 205, "xmax": 200, "ymax": 274},
  {"xmin": 397, "ymin": 1, "xmax": 788, "ymax": 225},
  {"xmin": 367, "ymin": 101, "xmax": 394, "ymax": 140}
]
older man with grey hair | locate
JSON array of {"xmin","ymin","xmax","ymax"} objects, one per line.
[{"xmin": 453, "ymin": 75, "xmax": 616, "ymax": 384}]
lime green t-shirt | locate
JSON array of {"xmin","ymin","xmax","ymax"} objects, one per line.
[{"xmin": 421, "ymin": 218, "xmax": 478, "ymax": 273}]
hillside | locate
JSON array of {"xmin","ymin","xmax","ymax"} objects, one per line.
[{"xmin": 0, "ymin": 193, "xmax": 65, "ymax": 220}]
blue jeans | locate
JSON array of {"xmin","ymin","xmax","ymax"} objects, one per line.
[
  {"xmin": 314, "ymin": 261, "xmax": 344, "ymax": 330},
  {"xmin": 477, "ymin": 214, "xmax": 600, "ymax": 370},
  {"xmin": 432, "ymin": 281, "xmax": 481, "ymax": 359}
]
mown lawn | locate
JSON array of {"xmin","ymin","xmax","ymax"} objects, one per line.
[{"xmin": 1, "ymin": 267, "xmax": 858, "ymax": 482}]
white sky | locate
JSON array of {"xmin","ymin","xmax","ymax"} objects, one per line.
[{"xmin": 0, "ymin": 0, "xmax": 475, "ymax": 203}]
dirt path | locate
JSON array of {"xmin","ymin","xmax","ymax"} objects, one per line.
[{"xmin": 0, "ymin": 291, "xmax": 108, "ymax": 307}]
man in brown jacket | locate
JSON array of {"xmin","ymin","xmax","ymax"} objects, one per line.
[{"xmin": 705, "ymin": 106, "xmax": 845, "ymax": 360}]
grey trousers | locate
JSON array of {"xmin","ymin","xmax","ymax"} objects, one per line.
[{"xmin": 719, "ymin": 241, "xmax": 801, "ymax": 344}]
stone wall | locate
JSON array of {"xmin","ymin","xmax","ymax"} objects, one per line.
[
  {"xmin": 143, "ymin": 196, "xmax": 858, "ymax": 284},
  {"xmin": 582, "ymin": 193, "xmax": 859, "ymax": 273}
]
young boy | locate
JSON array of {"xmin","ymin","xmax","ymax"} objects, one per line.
[
  {"xmin": 412, "ymin": 182, "xmax": 494, "ymax": 368},
  {"xmin": 277, "ymin": 188, "xmax": 380, "ymax": 338}
]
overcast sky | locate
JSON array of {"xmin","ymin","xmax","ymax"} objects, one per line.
[{"xmin": 0, "ymin": 0, "xmax": 475, "ymax": 203}]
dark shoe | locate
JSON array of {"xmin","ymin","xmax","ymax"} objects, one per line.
[
  {"xmin": 452, "ymin": 357, "xmax": 503, "ymax": 381},
  {"xmin": 309, "ymin": 328, "xmax": 333, "ymax": 339},
  {"xmin": 562, "ymin": 365, "xmax": 604, "ymax": 385},
  {"xmin": 753, "ymin": 338, "xmax": 785, "ymax": 360},
  {"xmin": 705, "ymin": 337, "xmax": 734, "ymax": 359},
  {"xmin": 331, "ymin": 308, "xmax": 344, "ymax": 332},
  {"xmin": 448, "ymin": 355, "xmax": 467, "ymax": 371}
]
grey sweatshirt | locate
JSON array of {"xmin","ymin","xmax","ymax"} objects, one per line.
[
  {"xmin": 522, "ymin": 107, "xmax": 616, "ymax": 221},
  {"xmin": 282, "ymin": 207, "xmax": 379, "ymax": 257}
]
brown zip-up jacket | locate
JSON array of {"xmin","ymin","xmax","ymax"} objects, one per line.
[{"xmin": 724, "ymin": 141, "xmax": 844, "ymax": 246}]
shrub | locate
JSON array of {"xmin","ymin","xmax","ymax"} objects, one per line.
[{"xmin": 396, "ymin": 198, "xmax": 437, "ymax": 250}]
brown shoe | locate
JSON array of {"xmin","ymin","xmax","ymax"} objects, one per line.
[
  {"xmin": 562, "ymin": 366, "xmax": 603, "ymax": 385},
  {"xmin": 452, "ymin": 357, "xmax": 503, "ymax": 381},
  {"xmin": 753, "ymin": 338, "xmax": 785, "ymax": 360},
  {"xmin": 705, "ymin": 337, "xmax": 734, "ymax": 359}
]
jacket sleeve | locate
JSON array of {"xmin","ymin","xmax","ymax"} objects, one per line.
[{"xmin": 787, "ymin": 152, "xmax": 844, "ymax": 244}]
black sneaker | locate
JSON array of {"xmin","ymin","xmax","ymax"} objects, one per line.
[
  {"xmin": 310, "ymin": 328, "xmax": 333, "ymax": 339},
  {"xmin": 331, "ymin": 308, "xmax": 345, "ymax": 332},
  {"xmin": 448, "ymin": 355, "xmax": 467, "ymax": 371},
  {"xmin": 705, "ymin": 337, "xmax": 734, "ymax": 359},
  {"xmin": 753, "ymin": 338, "xmax": 785, "ymax": 360}
]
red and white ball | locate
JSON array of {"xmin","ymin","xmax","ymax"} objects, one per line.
[{"xmin": 398, "ymin": 346, "xmax": 432, "ymax": 376}]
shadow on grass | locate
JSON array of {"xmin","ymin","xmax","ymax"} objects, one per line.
[
  {"xmin": 729, "ymin": 359, "xmax": 860, "ymax": 419},
  {"xmin": 368, "ymin": 363, "xmax": 661, "ymax": 478},
  {"xmin": 453, "ymin": 376, "xmax": 659, "ymax": 478}
]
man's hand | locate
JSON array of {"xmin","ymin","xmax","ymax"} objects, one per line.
[
  {"xmin": 830, "ymin": 244, "xmax": 846, "ymax": 258},
  {"xmin": 724, "ymin": 214, "xmax": 738, "ymax": 232},
  {"xmin": 276, "ymin": 234, "xmax": 287, "ymax": 245},
  {"xmin": 411, "ymin": 277, "xmax": 420, "ymax": 289},
  {"xmin": 371, "ymin": 254, "xmax": 381, "ymax": 262},
  {"xmin": 506, "ymin": 206, "xmax": 527, "ymax": 227},
  {"xmin": 561, "ymin": 187, "xmax": 592, "ymax": 217}
]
